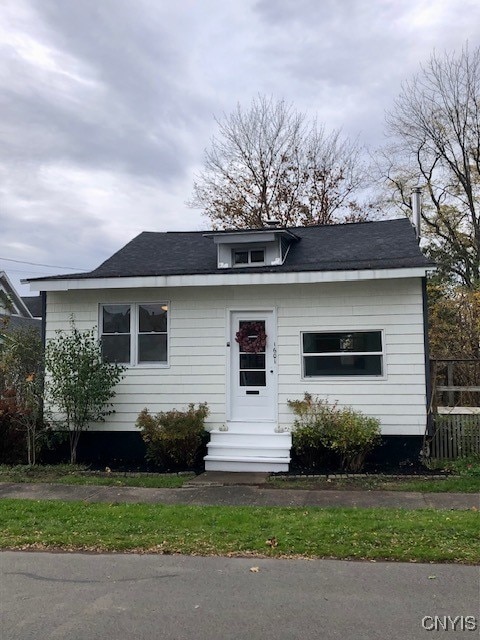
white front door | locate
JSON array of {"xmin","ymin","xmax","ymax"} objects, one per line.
[{"xmin": 229, "ymin": 311, "xmax": 277, "ymax": 422}]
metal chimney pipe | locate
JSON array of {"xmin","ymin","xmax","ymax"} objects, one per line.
[
  {"xmin": 411, "ymin": 187, "xmax": 422, "ymax": 240},
  {"xmin": 265, "ymin": 219, "xmax": 280, "ymax": 228}
]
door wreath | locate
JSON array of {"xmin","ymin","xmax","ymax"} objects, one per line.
[{"xmin": 235, "ymin": 321, "xmax": 267, "ymax": 353}]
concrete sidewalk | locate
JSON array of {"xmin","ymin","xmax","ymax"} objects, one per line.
[{"xmin": 0, "ymin": 478, "xmax": 478, "ymax": 510}]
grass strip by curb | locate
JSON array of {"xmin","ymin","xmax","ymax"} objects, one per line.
[
  {"xmin": 267, "ymin": 476, "xmax": 480, "ymax": 493},
  {"xmin": 0, "ymin": 499, "xmax": 478, "ymax": 564},
  {"xmin": 0, "ymin": 466, "xmax": 194, "ymax": 489},
  {"xmin": 1, "ymin": 465, "xmax": 479, "ymax": 493}
]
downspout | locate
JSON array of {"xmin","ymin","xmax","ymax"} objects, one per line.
[
  {"xmin": 413, "ymin": 187, "xmax": 433, "ymax": 441},
  {"xmin": 40, "ymin": 291, "xmax": 47, "ymax": 424},
  {"xmin": 422, "ymin": 277, "xmax": 434, "ymax": 442},
  {"xmin": 40, "ymin": 291, "xmax": 46, "ymax": 349}
]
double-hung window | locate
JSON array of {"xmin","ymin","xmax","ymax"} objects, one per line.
[
  {"xmin": 302, "ymin": 330, "xmax": 383, "ymax": 377},
  {"xmin": 101, "ymin": 304, "xmax": 131, "ymax": 363},
  {"xmin": 101, "ymin": 303, "xmax": 168, "ymax": 365}
]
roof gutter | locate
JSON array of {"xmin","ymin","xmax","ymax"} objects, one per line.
[{"xmin": 24, "ymin": 266, "xmax": 433, "ymax": 292}]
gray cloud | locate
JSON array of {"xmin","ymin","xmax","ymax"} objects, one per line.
[{"xmin": 1, "ymin": 0, "xmax": 479, "ymax": 293}]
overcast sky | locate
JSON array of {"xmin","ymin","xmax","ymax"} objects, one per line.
[{"xmin": 1, "ymin": 0, "xmax": 479, "ymax": 294}]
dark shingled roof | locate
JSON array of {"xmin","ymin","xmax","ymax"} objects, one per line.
[
  {"xmin": 22, "ymin": 296, "xmax": 43, "ymax": 318},
  {"xmin": 0, "ymin": 315, "xmax": 41, "ymax": 333},
  {"xmin": 28, "ymin": 219, "xmax": 432, "ymax": 282}
]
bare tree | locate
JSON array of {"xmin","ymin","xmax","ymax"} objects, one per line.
[
  {"xmin": 382, "ymin": 44, "xmax": 480, "ymax": 288},
  {"xmin": 189, "ymin": 96, "xmax": 370, "ymax": 229}
]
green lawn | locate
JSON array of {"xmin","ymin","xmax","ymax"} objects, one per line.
[
  {"xmin": 0, "ymin": 499, "xmax": 478, "ymax": 563},
  {"xmin": 0, "ymin": 465, "xmax": 193, "ymax": 488}
]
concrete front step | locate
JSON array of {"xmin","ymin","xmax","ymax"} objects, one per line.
[
  {"xmin": 207, "ymin": 443, "xmax": 290, "ymax": 458},
  {"xmin": 209, "ymin": 430, "xmax": 291, "ymax": 446},
  {"xmin": 205, "ymin": 424, "xmax": 292, "ymax": 471},
  {"xmin": 205, "ymin": 455, "xmax": 290, "ymax": 472},
  {"xmin": 223, "ymin": 421, "xmax": 279, "ymax": 434}
]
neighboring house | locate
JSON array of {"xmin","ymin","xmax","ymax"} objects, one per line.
[
  {"xmin": 0, "ymin": 271, "xmax": 41, "ymax": 335},
  {"xmin": 21, "ymin": 295, "xmax": 43, "ymax": 320},
  {"xmin": 26, "ymin": 219, "xmax": 433, "ymax": 471}
]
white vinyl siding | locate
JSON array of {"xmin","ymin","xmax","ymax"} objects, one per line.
[{"xmin": 44, "ymin": 277, "xmax": 427, "ymax": 436}]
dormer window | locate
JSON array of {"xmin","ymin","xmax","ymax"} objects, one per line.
[
  {"xmin": 233, "ymin": 248, "xmax": 265, "ymax": 266},
  {"xmin": 204, "ymin": 228, "xmax": 299, "ymax": 269}
]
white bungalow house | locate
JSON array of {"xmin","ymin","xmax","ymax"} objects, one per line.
[{"xmin": 26, "ymin": 219, "xmax": 433, "ymax": 471}]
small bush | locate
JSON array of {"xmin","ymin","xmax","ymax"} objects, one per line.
[
  {"xmin": 136, "ymin": 403, "xmax": 209, "ymax": 471},
  {"xmin": 45, "ymin": 319, "xmax": 125, "ymax": 464},
  {"xmin": 322, "ymin": 407, "xmax": 382, "ymax": 473},
  {"xmin": 288, "ymin": 394, "xmax": 336, "ymax": 470},
  {"xmin": 0, "ymin": 327, "xmax": 44, "ymax": 464},
  {"xmin": 288, "ymin": 393, "xmax": 381, "ymax": 472},
  {"xmin": 0, "ymin": 389, "xmax": 26, "ymax": 464}
]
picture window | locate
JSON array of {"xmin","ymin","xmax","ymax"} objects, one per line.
[{"xmin": 302, "ymin": 330, "xmax": 383, "ymax": 377}]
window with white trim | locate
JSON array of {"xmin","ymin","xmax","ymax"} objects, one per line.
[
  {"xmin": 302, "ymin": 331, "xmax": 383, "ymax": 377},
  {"xmin": 233, "ymin": 248, "xmax": 265, "ymax": 265},
  {"xmin": 101, "ymin": 303, "xmax": 168, "ymax": 365}
]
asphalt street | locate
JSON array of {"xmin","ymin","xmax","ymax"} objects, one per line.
[{"xmin": 1, "ymin": 551, "xmax": 478, "ymax": 640}]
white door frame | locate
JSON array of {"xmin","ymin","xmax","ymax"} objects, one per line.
[{"xmin": 226, "ymin": 308, "xmax": 278, "ymax": 423}]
